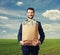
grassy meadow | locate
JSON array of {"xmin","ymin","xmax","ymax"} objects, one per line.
[{"xmin": 0, "ymin": 39, "xmax": 60, "ymax": 55}]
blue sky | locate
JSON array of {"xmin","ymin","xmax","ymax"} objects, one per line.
[{"xmin": 0, "ymin": 0, "xmax": 60, "ymax": 39}]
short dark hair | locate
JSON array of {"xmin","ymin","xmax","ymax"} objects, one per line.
[{"xmin": 27, "ymin": 7, "xmax": 35, "ymax": 12}]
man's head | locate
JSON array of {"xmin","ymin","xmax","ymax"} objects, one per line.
[{"xmin": 27, "ymin": 7, "xmax": 35, "ymax": 19}]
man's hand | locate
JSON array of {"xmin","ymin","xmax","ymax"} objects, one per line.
[
  {"xmin": 20, "ymin": 41, "xmax": 25, "ymax": 45},
  {"xmin": 20, "ymin": 40, "xmax": 32, "ymax": 46},
  {"xmin": 32, "ymin": 40, "xmax": 41, "ymax": 46},
  {"xmin": 20, "ymin": 40, "xmax": 41, "ymax": 46}
]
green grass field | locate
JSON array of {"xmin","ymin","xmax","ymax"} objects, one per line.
[{"xmin": 0, "ymin": 39, "xmax": 60, "ymax": 55}]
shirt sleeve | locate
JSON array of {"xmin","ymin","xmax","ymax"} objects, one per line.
[{"xmin": 17, "ymin": 24, "xmax": 22, "ymax": 43}]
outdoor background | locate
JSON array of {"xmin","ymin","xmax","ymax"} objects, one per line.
[{"xmin": 0, "ymin": 0, "xmax": 60, "ymax": 55}]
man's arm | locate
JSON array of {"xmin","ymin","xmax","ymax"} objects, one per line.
[
  {"xmin": 18, "ymin": 24, "xmax": 22, "ymax": 43},
  {"xmin": 17, "ymin": 24, "xmax": 27, "ymax": 45},
  {"xmin": 38, "ymin": 21, "xmax": 45, "ymax": 44}
]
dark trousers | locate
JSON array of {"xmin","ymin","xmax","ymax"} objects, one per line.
[{"xmin": 22, "ymin": 46, "xmax": 39, "ymax": 55}]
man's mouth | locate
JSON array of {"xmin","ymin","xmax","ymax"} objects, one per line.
[{"xmin": 29, "ymin": 15, "xmax": 33, "ymax": 16}]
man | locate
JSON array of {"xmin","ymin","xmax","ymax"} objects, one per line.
[{"xmin": 18, "ymin": 7, "xmax": 45, "ymax": 55}]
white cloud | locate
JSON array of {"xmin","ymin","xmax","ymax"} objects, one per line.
[
  {"xmin": 42, "ymin": 23, "xmax": 53, "ymax": 32},
  {"xmin": 0, "ymin": 16, "xmax": 8, "ymax": 20},
  {"xmin": 42, "ymin": 23, "xmax": 60, "ymax": 39},
  {"xmin": 42, "ymin": 23, "xmax": 60, "ymax": 32},
  {"xmin": 42, "ymin": 10, "xmax": 60, "ymax": 21},
  {"xmin": 0, "ymin": 23, "xmax": 19, "ymax": 30},
  {"xmin": 0, "ymin": 19, "xmax": 21, "ymax": 30},
  {"xmin": 0, "ymin": 8, "xmax": 26, "ymax": 18},
  {"xmin": 16, "ymin": 1, "xmax": 23, "ymax": 6},
  {"xmin": 2, "ymin": 30, "xmax": 7, "ymax": 33},
  {"xmin": 0, "ymin": 33, "xmax": 17, "ymax": 39}
]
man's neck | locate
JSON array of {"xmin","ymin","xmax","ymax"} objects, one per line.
[{"xmin": 28, "ymin": 18, "xmax": 33, "ymax": 21}]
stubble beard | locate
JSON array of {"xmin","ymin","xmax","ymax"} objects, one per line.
[{"xmin": 28, "ymin": 16, "xmax": 34, "ymax": 19}]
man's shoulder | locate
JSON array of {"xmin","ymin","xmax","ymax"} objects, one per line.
[
  {"xmin": 36, "ymin": 21, "xmax": 41, "ymax": 24},
  {"xmin": 21, "ymin": 20, "xmax": 28, "ymax": 25}
]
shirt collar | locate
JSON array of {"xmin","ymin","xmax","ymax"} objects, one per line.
[{"xmin": 28, "ymin": 18, "xmax": 35, "ymax": 22}]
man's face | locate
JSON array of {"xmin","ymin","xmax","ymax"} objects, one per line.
[{"xmin": 27, "ymin": 9, "xmax": 34, "ymax": 19}]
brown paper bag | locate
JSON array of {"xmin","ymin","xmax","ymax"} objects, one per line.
[{"xmin": 22, "ymin": 21, "xmax": 38, "ymax": 41}]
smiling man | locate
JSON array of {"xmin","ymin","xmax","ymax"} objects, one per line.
[{"xmin": 18, "ymin": 7, "xmax": 45, "ymax": 55}]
